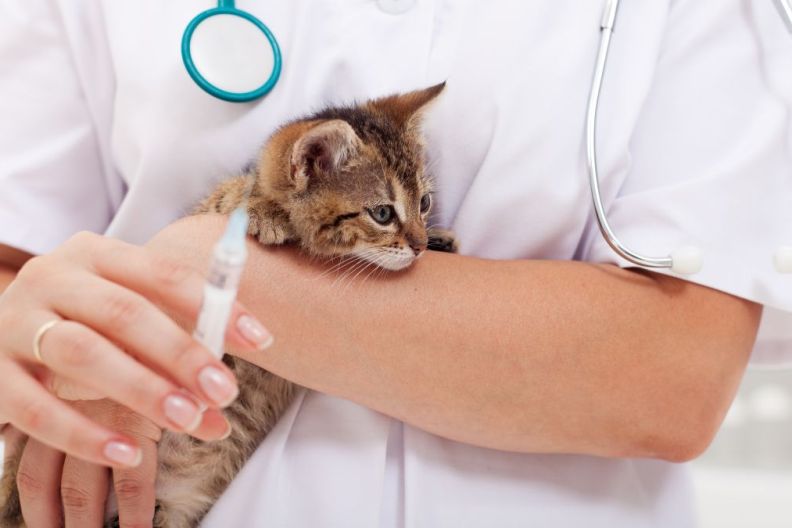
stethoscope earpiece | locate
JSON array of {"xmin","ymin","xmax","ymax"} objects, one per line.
[
  {"xmin": 774, "ymin": 246, "xmax": 792, "ymax": 274},
  {"xmin": 670, "ymin": 246, "xmax": 704, "ymax": 275}
]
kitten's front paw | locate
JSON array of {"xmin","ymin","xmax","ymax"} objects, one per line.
[
  {"xmin": 427, "ymin": 228, "xmax": 459, "ymax": 253},
  {"xmin": 248, "ymin": 211, "xmax": 293, "ymax": 245}
]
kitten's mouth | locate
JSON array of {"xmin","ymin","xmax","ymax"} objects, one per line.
[{"xmin": 351, "ymin": 247, "xmax": 417, "ymax": 271}]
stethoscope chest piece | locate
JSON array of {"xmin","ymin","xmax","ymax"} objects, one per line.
[{"xmin": 182, "ymin": 1, "xmax": 282, "ymax": 103}]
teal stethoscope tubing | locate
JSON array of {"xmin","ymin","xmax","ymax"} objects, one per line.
[{"xmin": 182, "ymin": 0, "xmax": 282, "ymax": 103}]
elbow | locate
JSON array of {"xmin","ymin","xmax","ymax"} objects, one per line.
[
  {"xmin": 639, "ymin": 422, "xmax": 718, "ymax": 463},
  {"xmin": 615, "ymin": 367, "xmax": 743, "ymax": 463},
  {"xmin": 599, "ymin": 397, "xmax": 725, "ymax": 463},
  {"xmin": 628, "ymin": 387, "xmax": 734, "ymax": 463}
]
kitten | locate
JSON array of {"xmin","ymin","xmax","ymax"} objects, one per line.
[{"xmin": 0, "ymin": 84, "xmax": 457, "ymax": 528}]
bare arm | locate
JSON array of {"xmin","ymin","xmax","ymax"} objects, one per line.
[
  {"xmin": 0, "ymin": 266, "xmax": 15, "ymax": 293},
  {"xmin": 0, "ymin": 244, "xmax": 31, "ymax": 293},
  {"xmin": 151, "ymin": 215, "xmax": 761, "ymax": 462},
  {"xmin": 0, "ymin": 241, "xmax": 240, "ymax": 526}
]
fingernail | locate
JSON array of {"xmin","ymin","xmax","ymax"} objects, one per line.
[
  {"xmin": 237, "ymin": 314, "xmax": 274, "ymax": 350},
  {"xmin": 163, "ymin": 394, "xmax": 202, "ymax": 431},
  {"xmin": 219, "ymin": 421, "xmax": 233, "ymax": 441},
  {"xmin": 103, "ymin": 441, "xmax": 142, "ymax": 467},
  {"xmin": 198, "ymin": 366, "xmax": 239, "ymax": 407}
]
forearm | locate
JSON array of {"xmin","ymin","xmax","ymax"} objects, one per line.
[
  {"xmin": 0, "ymin": 244, "xmax": 30, "ymax": 293},
  {"xmin": 152, "ymin": 216, "xmax": 761, "ymax": 460},
  {"xmin": 0, "ymin": 266, "xmax": 15, "ymax": 294}
]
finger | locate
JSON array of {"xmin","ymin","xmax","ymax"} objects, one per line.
[
  {"xmin": 44, "ymin": 275, "xmax": 239, "ymax": 409},
  {"xmin": 192, "ymin": 408, "xmax": 232, "ymax": 442},
  {"xmin": 87, "ymin": 233, "xmax": 269, "ymax": 351},
  {"xmin": 1, "ymin": 360, "xmax": 142, "ymax": 469},
  {"xmin": 113, "ymin": 433, "xmax": 158, "ymax": 528},
  {"xmin": 61, "ymin": 456, "xmax": 109, "ymax": 528},
  {"xmin": 31, "ymin": 319, "xmax": 208, "ymax": 435},
  {"xmin": 17, "ymin": 438, "xmax": 65, "ymax": 528}
]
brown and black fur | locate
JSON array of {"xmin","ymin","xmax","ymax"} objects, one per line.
[{"xmin": 0, "ymin": 84, "xmax": 456, "ymax": 528}]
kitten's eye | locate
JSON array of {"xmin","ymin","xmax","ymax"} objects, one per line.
[
  {"xmin": 369, "ymin": 205, "xmax": 395, "ymax": 225},
  {"xmin": 420, "ymin": 193, "xmax": 431, "ymax": 214}
]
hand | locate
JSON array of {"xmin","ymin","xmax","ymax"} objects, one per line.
[
  {"xmin": 0, "ymin": 232, "xmax": 272, "ymax": 468},
  {"xmin": 13, "ymin": 400, "xmax": 223, "ymax": 527}
]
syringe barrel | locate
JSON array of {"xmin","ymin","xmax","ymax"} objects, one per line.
[
  {"xmin": 194, "ymin": 244, "xmax": 247, "ymax": 358},
  {"xmin": 194, "ymin": 282, "xmax": 236, "ymax": 358},
  {"xmin": 205, "ymin": 249, "xmax": 246, "ymax": 290}
]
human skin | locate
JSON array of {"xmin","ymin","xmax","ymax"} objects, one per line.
[
  {"xmin": 0, "ymin": 265, "xmax": 15, "ymax": 293},
  {"xmin": 155, "ymin": 215, "xmax": 761, "ymax": 459},
  {"xmin": 0, "ymin": 236, "xmax": 268, "ymax": 526},
  {"xmin": 0, "ymin": 215, "xmax": 761, "ymax": 526},
  {"xmin": 0, "ymin": 235, "xmax": 261, "ymax": 458}
]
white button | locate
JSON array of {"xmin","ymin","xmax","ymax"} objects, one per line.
[
  {"xmin": 774, "ymin": 246, "xmax": 792, "ymax": 273},
  {"xmin": 377, "ymin": 0, "xmax": 416, "ymax": 15}
]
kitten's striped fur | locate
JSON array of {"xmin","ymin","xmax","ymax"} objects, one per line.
[{"xmin": 0, "ymin": 84, "xmax": 456, "ymax": 528}]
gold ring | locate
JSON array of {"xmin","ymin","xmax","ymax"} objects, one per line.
[{"xmin": 33, "ymin": 320, "xmax": 60, "ymax": 364}]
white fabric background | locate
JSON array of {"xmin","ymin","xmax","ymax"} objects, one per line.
[{"xmin": 1, "ymin": 1, "xmax": 790, "ymax": 526}]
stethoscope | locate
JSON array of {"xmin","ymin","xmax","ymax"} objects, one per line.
[
  {"xmin": 589, "ymin": 0, "xmax": 792, "ymax": 275},
  {"xmin": 182, "ymin": 0, "xmax": 792, "ymax": 274},
  {"xmin": 182, "ymin": 0, "xmax": 281, "ymax": 102}
]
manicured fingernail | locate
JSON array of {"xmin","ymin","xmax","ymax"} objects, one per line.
[
  {"xmin": 103, "ymin": 441, "xmax": 142, "ymax": 467},
  {"xmin": 219, "ymin": 421, "xmax": 233, "ymax": 441},
  {"xmin": 237, "ymin": 314, "xmax": 274, "ymax": 350},
  {"xmin": 198, "ymin": 366, "xmax": 239, "ymax": 407},
  {"xmin": 163, "ymin": 394, "xmax": 202, "ymax": 431}
]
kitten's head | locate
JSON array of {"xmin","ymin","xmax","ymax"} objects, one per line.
[{"xmin": 276, "ymin": 83, "xmax": 444, "ymax": 270}]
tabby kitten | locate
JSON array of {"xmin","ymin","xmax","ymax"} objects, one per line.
[{"xmin": 0, "ymin": 83, "xmax": 457, "ymax": 528}]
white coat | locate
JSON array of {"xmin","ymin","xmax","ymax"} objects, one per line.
[{"xmin": 1, "ymin": 1, "xmax": 791, "ymax": 526}]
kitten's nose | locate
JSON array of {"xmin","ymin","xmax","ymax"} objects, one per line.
[{"xmin": 406, "ymin": 232, "xmax": 428, "ymax": 256}]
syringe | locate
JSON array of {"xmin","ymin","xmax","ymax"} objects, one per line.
[{"xmin": 193, "ymin": 207, "xmax": 249, "ymax": 359}]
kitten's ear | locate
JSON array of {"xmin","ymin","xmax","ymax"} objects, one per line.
[
  {"xmin": 290, "ymin": 120, "xmax": 360, "ymax": 191},
  {"xmin": 368, "ymin": 82, "xmax": 446, "ymax": 129}
]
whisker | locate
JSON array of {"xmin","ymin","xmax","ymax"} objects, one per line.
[
  {"xmin": 333, "ymin": 256, "xmax": 373, "ymax": 289},
  {"xmin": 361, "ymin": 256, "xmax": 391, "ymax": 285},
  {"xmin": 311, "ymin": 255, "xmax": 357, "ymax": 281},
  {"xmin": 342, "ymin": 261, "xmax": 377, "ymax": 293},
  {"xmin": 328, "ymin": 255, "xmax": 371, "ymax": 286}
]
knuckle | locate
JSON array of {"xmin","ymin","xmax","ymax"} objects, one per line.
[
  {"xmin": 16, "ymin": 470, "xmax": 45, "ymax": 499},
  {"xmin": 103, "ymin": 294, "xmax": 145, "ymax": 329},
  {"xmin": 17, "ymin": 399, "xmax": 50, "ymax": 432},
  {"xmin": 113, "ymin": 477, "xmax": 146, "ymax": 502},
  {"xmin": 104, "ymin": 406, "xmax": 161, "ymax": 441},
  {"xmin": 107, "ymin": 407, "xmax": 143, "ymax": 432},
  {"xmin": 15, "ymin": 255, "xmax": 50, "ymax": 286},
  {"xmin": 60, "ymin": 484, "xmax": 92, "ymax": 514},
  {"xmin": 55, "ymin": 325, "xmax": 100, "ymax": 369},
  {"xmin": 0, "ymin": 310, "xmax": 24, "ymax": 337},
  {"xmin": 151, "ymin": 255, "xmax": 195, "ymax": 286},
  {"xmin": 68, "ymin": 231, "xmax": 99, "ymax": 248},
  {"xmin": 172, "ymin": 339, "xmax": 205, "ymax": 369},
  {"xmin": 64, "ymin": 231, "xmax": 105, "ymax": 262}
]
